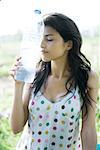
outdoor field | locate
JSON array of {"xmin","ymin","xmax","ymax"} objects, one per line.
[{"xmin": 0, "ymin": 33, "xmax": 100, "ymax": 149}]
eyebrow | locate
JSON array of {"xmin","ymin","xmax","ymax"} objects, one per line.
[{"xmin": 44, "ymin": 34, "xmax": 54, "ymax": 37}]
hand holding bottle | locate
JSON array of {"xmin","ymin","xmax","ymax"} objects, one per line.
[{"xmin": 9, "ymin": 57, "xmax": 25, "ymax": 84}]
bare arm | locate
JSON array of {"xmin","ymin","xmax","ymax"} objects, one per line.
[
  {"xmin": 81, "ymin": 71, "xmax": 99, "ymax": 150},
  {"xmin": 10, "ymin": 57, "xmax": 32, "ymax": 134},
  {"xmin": 10, "ymin": 82, "xmax": 32, "ymax": 134}
]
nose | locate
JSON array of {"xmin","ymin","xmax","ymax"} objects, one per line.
[{"xmin": 40, "ymin": 39, "xmax": 46, "ymax": 49}]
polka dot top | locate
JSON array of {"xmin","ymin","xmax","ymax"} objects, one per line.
[{"xmin": 16, "ymin": 86, "xmax": 83, "ymax": 150}]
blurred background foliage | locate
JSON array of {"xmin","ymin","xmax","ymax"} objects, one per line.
[{"xmin": 0, "ymin": 27, "xmax": 100, "ymax": 149}]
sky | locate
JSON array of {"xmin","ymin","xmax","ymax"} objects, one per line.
[{"xmin": 0, "ymin": 0, "xmax": 100, "ymax": 35}]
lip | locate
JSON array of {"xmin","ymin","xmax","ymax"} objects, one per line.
[{"xmin": 41, "ymin": 50, "xmax": 48, "ymax": 53}]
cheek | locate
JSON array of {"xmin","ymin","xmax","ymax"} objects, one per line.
[
  {"xmin": 41, "ymin": 43, "xmax": 66, "ymax": 61},
  {"xmin": 49, "ymin": 43, "xmax": 65, "ymax": 54},
  {"xmin": 49, "ymin": 50, "xmax": 65, "ymax": 61},
  {"xmin": 51, "ymin": 47, "xmax": 65, "ymax": 58}
]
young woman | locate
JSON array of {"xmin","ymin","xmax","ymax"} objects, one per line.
[{"xmin": 10, "ymin": 13, "xmax": 98, "ymax": 150}]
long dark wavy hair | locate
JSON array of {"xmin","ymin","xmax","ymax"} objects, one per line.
[{"xmin": 32, "ymin": 13, "xmax": 92, "ymax": 118}]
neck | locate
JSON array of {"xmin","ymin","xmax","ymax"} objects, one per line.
[{"xmin": 51, "ymin": 54, "xmax": 70, "ymax": 79}]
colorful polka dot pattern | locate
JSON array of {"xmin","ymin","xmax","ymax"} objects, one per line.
[{"xmin": 16, "ymin": 87, "xmax": 82, "ymax": 150}]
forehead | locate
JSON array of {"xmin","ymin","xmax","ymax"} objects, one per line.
[{"xmin": 43, "ymin": 26, "xmax": 59, "ymax": 36}]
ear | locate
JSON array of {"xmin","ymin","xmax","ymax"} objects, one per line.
[{"xmin": 65, "ymin": 40, "xmax": 73, "ymax": 51}]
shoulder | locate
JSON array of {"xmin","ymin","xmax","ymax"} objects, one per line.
[{"xmin": 87, "ymin": 70, "xmax": 99, "ymax": 90}]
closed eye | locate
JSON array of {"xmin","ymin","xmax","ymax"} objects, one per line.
[
  {"xmin": 44, "ymin": 34, "xmax": 54, "ymax": 42},
  {"xmin": 46, "ymin": 39, "xmax": 53, "ymax": 41}
]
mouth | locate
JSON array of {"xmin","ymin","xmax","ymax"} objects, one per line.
[{"xmin": 41, "ymin": 50, "xmax": 48, "ymax": 54}]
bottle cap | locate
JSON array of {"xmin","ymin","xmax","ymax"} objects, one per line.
[{"xmin": 34, "ymin": 9, "xmax": 41, "ymax": 14}]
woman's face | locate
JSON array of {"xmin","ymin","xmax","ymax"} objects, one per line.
[{"xmin": 40, "ymin": 26, "xmax": 70, "ymax": 62}]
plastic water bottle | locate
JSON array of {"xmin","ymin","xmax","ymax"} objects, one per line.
[{"xmin": 15, "ymin": 7, "xmax": 44, "ymax": 83}]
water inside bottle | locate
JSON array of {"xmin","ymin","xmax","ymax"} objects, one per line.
[
  {"xmin": 15, "ymin": 66, "xmax": 36, "ymax": 83},
  {"xmin": 15, "ymin": 8, "xmax": 44, "ymax": 83}
]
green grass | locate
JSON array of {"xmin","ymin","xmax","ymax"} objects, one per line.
[
  {"xmin": 0, "ymin": 118, "xmax": 21, "ymax": 150},
  {"xmin": 0, "ymin": 39, "xmax": 22, "ymax": 149},
  {"xmin": 0, "ymin": 35, "xmax": 100, "ymax": 149}
]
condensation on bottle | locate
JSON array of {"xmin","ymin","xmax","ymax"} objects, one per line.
[
  {"xmin": 15, "ymin": 4, "xmax": 44, "ymax": 83},
  {"xmin": 32, "ymin": 8, "xmax": 44, "ymax": 45}
]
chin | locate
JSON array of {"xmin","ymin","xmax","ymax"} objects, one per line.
[
  {"xmin": 42, "ymin": 59, "xmax": 50, "ymax": 62},
  {"xmin": 41, "ymin": 57, "xmax": 51, "ymax": 62}
]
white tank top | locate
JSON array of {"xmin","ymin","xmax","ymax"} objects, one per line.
[{"xmin": 16, "ymin": 86, "xmax": 83, "ymax": 150}]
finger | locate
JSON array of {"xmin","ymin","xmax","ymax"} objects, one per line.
[
  {"xmin": 9, "ymin": 65, "xmax": 19, "ymax": 78},
  {"xmin": 9, "ymin": 68, "xmax": 16, "ymax": 75},
  {"xmin": 10, "ymin": 65, "xmax": 18, "ymax": 71},
  {"xmin": 16, "ymin": 56, "xmax": 22, "ymax": 61},
  {"xmin": 9, "ymin": 70, "xmax": 15, "ymax": 79},
  {"xmin": 14, "ymin": 62, "xmax": 23, "ymax": 67}
]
